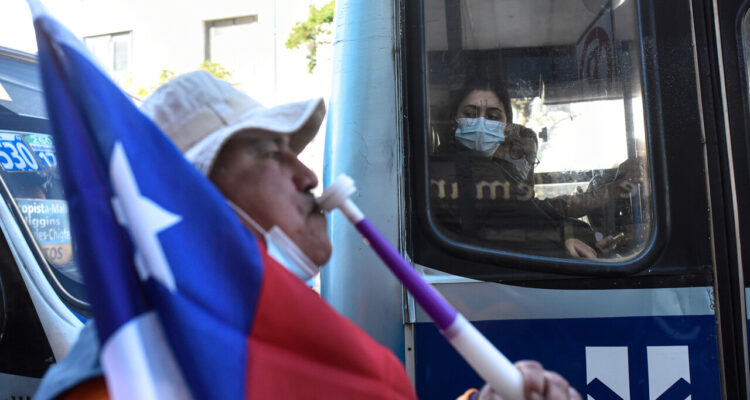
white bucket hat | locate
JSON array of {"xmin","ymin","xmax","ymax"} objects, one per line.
[{"xmin": 140, "ymin": 70, "xmax": 325, "ymax": 175}]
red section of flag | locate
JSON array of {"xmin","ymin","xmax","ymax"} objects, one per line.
[{"xmin": 246, "ymin": 240, "xmax": 416, "ymax": 399}]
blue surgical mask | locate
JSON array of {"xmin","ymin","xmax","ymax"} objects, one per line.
[
  {"xmin": 500, "ymin": 152, "xmax": 532, "ymax": 181},
  {"xmin": 455, "ymin": 117, "xmax": 506, "ymax": 156}
]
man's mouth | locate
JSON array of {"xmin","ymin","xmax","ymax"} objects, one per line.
[
  {"xmin": 311, "ymin": 201, "xmax": 325, "ymax": 215},
  {"xmin": 302, "ymin": 193, "xmax": 324, "ymax": 216}
]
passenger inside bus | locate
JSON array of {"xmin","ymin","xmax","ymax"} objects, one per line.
[
  {"xmin": 430, "ymin": 77, "xmax": 604, "ymax": 259},
  {"xmin": 428, "ymin": 50, "xmax": 651, "ymax": 260}
]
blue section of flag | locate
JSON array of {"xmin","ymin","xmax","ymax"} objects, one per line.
[{"xmin": 30, "ymin": 2, "xmax": 264, "ymax": 398}]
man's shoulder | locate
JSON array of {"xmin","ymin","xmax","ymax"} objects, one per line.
[{"xmin": 34, "ymin": 321, "xmax": 103, "ymax": 400}]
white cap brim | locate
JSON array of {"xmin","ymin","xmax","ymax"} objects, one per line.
[{"xmin": 185, "ymin": 97, "xmax": 325, "ymax": 175}]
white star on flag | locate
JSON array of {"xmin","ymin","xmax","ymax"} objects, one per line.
[{"xmin": 110, "ymin": 142, "xmax": 181, "ymax": 291}]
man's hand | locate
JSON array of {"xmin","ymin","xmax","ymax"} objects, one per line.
[
  {"xmin": 564, "ymin": 238, "xmax": 597, "ymax": 259},
  {"xmin": 476, "ymin": 360, "xmax": 582, "ymax": 400},
  {"xmin": 615, "ymin": 157, "xmax": 646, "ymax": 184}
]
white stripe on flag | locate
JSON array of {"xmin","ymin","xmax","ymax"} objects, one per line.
[{"xmin": 100, "ymin": 311, "xmax": 192, "ymax": 399}]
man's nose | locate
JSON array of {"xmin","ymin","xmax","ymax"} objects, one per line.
[{"xmin": 291, "ymin": 156, "xmax": 319, "ymax": 191}]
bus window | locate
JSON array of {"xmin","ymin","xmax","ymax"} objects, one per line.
[
  {"xmin": 1, "ymin": 49, "xmax": 89, "ymax": 311},
  {"xmin": 743, "ymin": 10, "xmax": 750, "ymax": 105},
  {"xmin": 0, "ymin": 131, "xmax": 87, "ymax": 308},
  {"xmin": 423, "ymin": 0, "xmax": 652, "ymax": 264}
]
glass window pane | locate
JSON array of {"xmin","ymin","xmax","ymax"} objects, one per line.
[
  {"xmin": 85, "ymin": 35, "xmax": 111, "ymax": 70},
  {"xmin": 206, "ymin": 16, "xmax": 261, "ymax": 94},
  {"xmin": 84, "ymin": 32, "xmax": 132, "ymax": 87},
  {"xmin": 424, "ymin": 0, "xmax": 652, "ymax": 261},
  {"xmin": 112, "ymin": 33, "xmax": 130, "ymax": 72},
  {"xmin": 0, "ymin": 131, "xmax": 86, "ymax": 301},
  {"xmin": 742, "ymin": 11, "xmax": 750, "ymax": 106}
]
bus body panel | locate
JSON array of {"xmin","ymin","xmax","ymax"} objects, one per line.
[
  {"xmin": 324, "ymin": 0, "xmax": 745, "ymax": 397},
  {"xmin": 408, "ymin": 280, "xmax": 718, "ymax": 396},
  {"xmin": 414, "ymin": 283, "xmax": 713, "ymax": 323},
  {"xmin": 322, "ymin": 0, "xmax": 407, "ymax": 361},
  {"xmin": 413, "ymin": 314, "xmax": 719, "ymax": 399}
]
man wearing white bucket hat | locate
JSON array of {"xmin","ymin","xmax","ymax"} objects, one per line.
[
  {"xmin": 141, "ymin": 70, "xmax": 332, "ymax": 281},
  {"xmin": 35, "ymin": 71, "xmax": 579, "ymax": 400}
]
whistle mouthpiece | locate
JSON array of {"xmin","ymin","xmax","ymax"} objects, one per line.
[{"xmin": 318, "ymin": 174, "xmax": 357, "ymax": 212}]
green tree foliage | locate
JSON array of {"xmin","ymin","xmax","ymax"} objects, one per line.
[
  {"xmin": 135, "ymin": 61, "xmax": 231, "ymax": 98},
  {"xmin": 135, "ymin": 69, "xmax": 175, "ymax": 98},
  {"xmin": 286, "ymin": 1, "xmax": 335, "ymax": 73},
  {"xmin": 158, "ymin": 69, "xmax": 176, "ymax": 84},
  {"xmin": 135, "ymin": 69, "xmax": 175, "ymax": 99},
  {"xmin": 199, "ymin": 60, "xmax": 232, "ymax": 80}
]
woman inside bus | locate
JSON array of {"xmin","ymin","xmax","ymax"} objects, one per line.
[{"xmin": 429, "ymin": 77, "xmax": 605, "ymax": 259}]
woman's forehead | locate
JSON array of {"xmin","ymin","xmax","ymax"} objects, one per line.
[{"xmin": 459, "ymin": 89, "xmax": 503, "ymax": 109}]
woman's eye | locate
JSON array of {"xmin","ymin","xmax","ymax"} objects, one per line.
[{"xmin": 461, "ymin": 107, "xmax": 478, "ymax": 118}]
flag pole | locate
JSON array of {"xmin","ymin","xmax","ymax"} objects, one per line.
[{"xmin": 318, "ymin": 174, "xmax": 525, "ymax": 400}]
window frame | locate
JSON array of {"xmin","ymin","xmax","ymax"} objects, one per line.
[
  {"xmin": 402, "ymin": 0, "xmax": 695, "ymax": 283},
  {"xmin": 83, "ymin": 31, "xmax": 132, "ymax": 86},
  {"xmin": 0, "ymin": 50, "xmax": 89, "ymax": 312},
  {"xmin": 735, "ymin": 3, "xmax": 750, "ymax": 289},
  {"xmin": 0, "ymin": 129, "xmax": 90, "ymax": 313},
  {"xmin": 203, "ymin": 15, "xmax": 259, "ymax": 62}
]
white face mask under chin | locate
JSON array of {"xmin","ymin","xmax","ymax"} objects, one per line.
[{"xmin": 227, "ymin": 201, "xmax": 320, "ymax": 282}]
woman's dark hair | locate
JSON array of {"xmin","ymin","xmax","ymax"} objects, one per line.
[
  {"xmin": 448, "ymin": 77, "xmax": 513, "ymax": 125},
  {"xmin": 429, "ymin": 50, "xmax": 513, "ymax": 153},
  {"xmin": 445, "ymin": 50, "xmax": 513, "ymax": 124}
]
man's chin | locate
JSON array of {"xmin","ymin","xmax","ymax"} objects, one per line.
[
  {"xmin": 300, "ymin": 217, "xmax": 331, "ymax": 265},
  {"xmin": 305, "ymin": 237, "xmax": 332, "ymax": 266}
]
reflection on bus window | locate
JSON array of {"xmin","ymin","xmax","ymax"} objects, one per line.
[
  {"xmin": 0, "ymin": 131, "xmax": 85, "ymax": 297},
  {"xmin": 425, "ymin": 0, "xmax": 652, "ymax": 261},
  {"xmin": 742, "ymin": 10, "xmax": 750, "ymax": 118}
]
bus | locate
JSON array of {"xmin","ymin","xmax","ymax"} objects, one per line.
[
  {"xmin": 0, "ymin": 46, "xmax": 84, "ymax": 398},
  {"xmin": 322, "ymin": 0, "xmax": 750, "ymax": 398}
]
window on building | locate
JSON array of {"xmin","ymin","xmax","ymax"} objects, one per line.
[
  {"xmin": 84, "ymin": 31, "xmax": 132, "ymax": 86},
  {"xmin": 205, "ymin": 16, "xmax": 260, "ymax": 89}
]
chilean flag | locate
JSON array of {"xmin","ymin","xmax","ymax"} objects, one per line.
[{"xmin": 28, "ymin": 1, "xmax": 416, "ymax": 398}]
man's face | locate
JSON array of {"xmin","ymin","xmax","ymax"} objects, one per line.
[
  {"xmin": 210, "ymin": 132, "xmax": 332, "ymax": 266},
  {"xmin": 497, "ymin": 126, "xmax": 538, "ymax": 162}
]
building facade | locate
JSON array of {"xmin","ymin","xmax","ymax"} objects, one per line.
[{"xmin": 76, "ymin": 0, "xmax": 332, "ymax": 106}]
